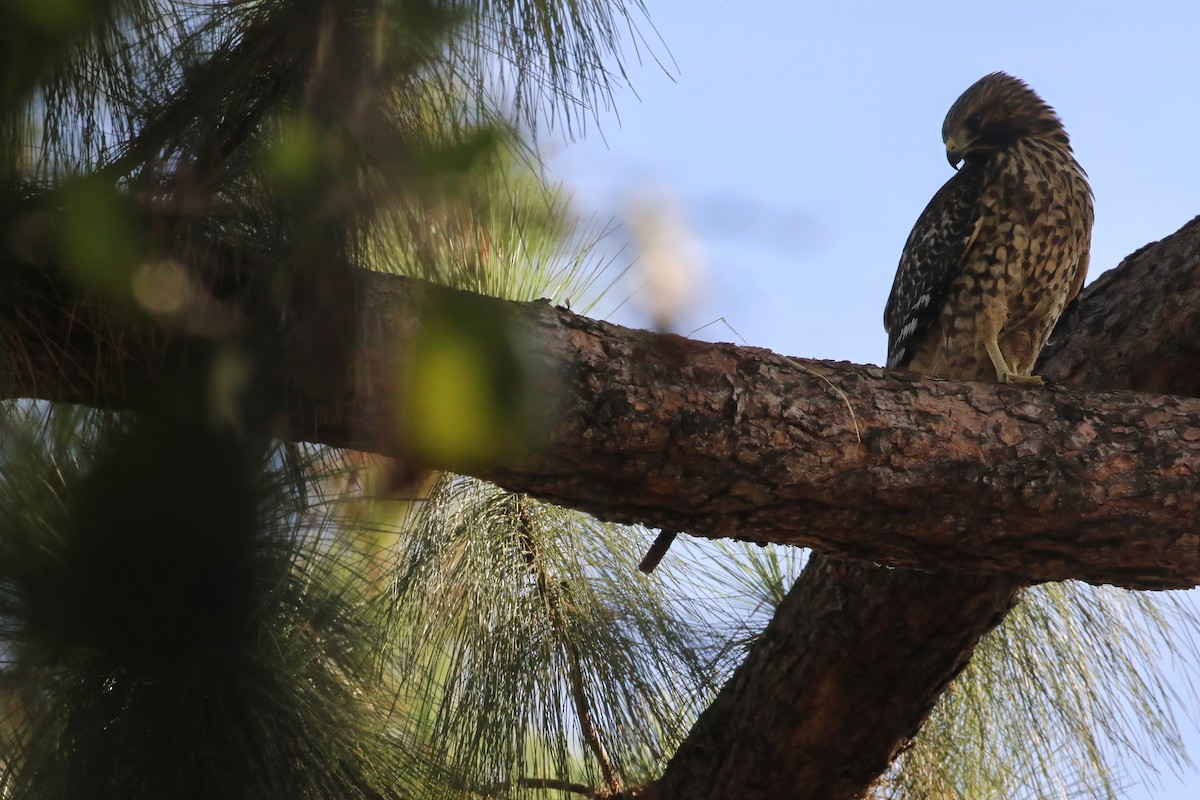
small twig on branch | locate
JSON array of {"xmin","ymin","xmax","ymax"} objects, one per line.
[{"xmin": 637, "ymin": 529, "xmax": 678, "ymax": 574}]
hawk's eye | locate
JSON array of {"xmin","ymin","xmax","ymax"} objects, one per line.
[{"xmin": 964, "ymin": 113, "xmax": 984, "ymax": 133}]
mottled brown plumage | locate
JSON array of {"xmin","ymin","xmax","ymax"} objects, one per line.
[{"xmin": 885, "ymin": 72, "xmax": 1093, "ymax": 383}]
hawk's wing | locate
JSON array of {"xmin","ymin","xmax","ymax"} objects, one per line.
[{"xmin": 884, "ymin": 166, "xmax": 986, "ymax": 369}]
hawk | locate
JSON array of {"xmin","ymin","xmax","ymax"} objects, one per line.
[{"xmin": 884, "ymin": 72, "xmax": 1094, "ymax": 383}]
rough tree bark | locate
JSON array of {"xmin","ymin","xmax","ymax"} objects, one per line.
[
  {"xmin": 3, "ymin": 207, "xmax": 1199, "ymax": 798},
  {"xmin": 9, "ymin": 218, "xmax": 1200, "ymax": 588},
  {"xmin": 446, "ymin": 296, "xmax": 1199, "ymax": 590}
]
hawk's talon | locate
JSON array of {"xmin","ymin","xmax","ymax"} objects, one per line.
[{"xmin": 1000, "ymin": 372, "xmax": 1044, "ymax": 386}]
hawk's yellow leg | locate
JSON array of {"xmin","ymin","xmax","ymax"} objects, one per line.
[{"xmin": 980, "ymin": 308, "xmax": 1044, "ymax": 386}]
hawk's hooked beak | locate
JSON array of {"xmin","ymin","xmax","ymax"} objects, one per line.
[{"xmin": 945, "ymin": 139, "xmax": 964, "ymax": 170}]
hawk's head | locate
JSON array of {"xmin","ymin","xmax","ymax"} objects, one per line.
[{"xmin": 941, "ymin": 72, "xmax": 1069, "ymax": 168}]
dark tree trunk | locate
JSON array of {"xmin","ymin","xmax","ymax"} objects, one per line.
[{"xmin": 649, "ymin": 557, "xmax": 1021, "ymax": 800}]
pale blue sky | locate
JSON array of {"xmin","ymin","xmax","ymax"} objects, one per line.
[{"xmin": 546, "ymin": 2, "xmax": 1200, "ymax": 797}]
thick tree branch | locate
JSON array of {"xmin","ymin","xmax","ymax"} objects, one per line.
[
  {"xmin": 4, "ymin": 219, "xmax": 1200, "ymax": 589},
  {"xmin": 332, "ymin": 218, "xmax": 1200, "ymax": 590},
  {"xmin": 327, "ymin": 214, "xmax": 1200, "ymax": 589},
  {"xmin": 451, "ymin": 306, "xmax": 1200, "ymax": 590}
]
